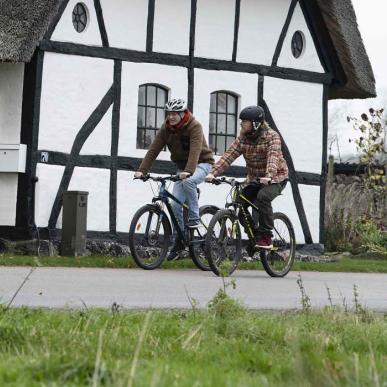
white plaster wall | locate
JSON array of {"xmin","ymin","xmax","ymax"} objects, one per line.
[
  {"xmin": 195, "ymin": 0, "xmax": 235, "ymax": 60},
  {"xmin": 39, "ymin": 53, "xmax": 113, "ymax": 153},
  {"xmin": 119, "ymin": 62, "xmax": 187, "ymax": 160},
  {"xmin": 99, "ymin": 0, "xmax": 148, "ymax": 51},
  {"xmin": 0, "ymin": 174, "xmax": 18, "ymax": 225},
  {"xmin": 153, "ymin": 0, "xmax": 190, "ymax": 55},
  {"xmin": 194, "ymin": 69, "xmax": 258, "ymax": 167},
  {"xmin": 277, "ymin": 3, "xmax": 324, "ymax": 73},
  {"xmin": 67, "ymin": 167, "xmax": 110, "ymax": 231},
  {"xmin": 0, "ymin": 63, "xmax": 24, "ymax": 144},
  {"xmin": 35, "ymin": 164, "xmax": 65, "ymax": 227},
  {"xmin": 264, "ymin": 77, "xmax": 323, "ymax": 174},
  {"xmin": 274, "ymin": 184, "xmax": 320, "ymax": 243},
  {"xmin": 80, "ymin": 106, "xmax": 112, "ymax": 155},
  {"xmin": 238, "ymin": 0, "xmax": 290, "ymax": 65},
  {"xmin": 35, "ymin": 164, "xmax": 110, "ymax": 230},
  {"xmin": 52, "ymin": 0, "xmax": 102, "ymax": 46}
]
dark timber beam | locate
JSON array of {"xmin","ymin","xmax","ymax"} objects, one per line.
[
  {"xmin": 271, "ymin": 0, "xmax": 298, "ymax": 66},
  {"xmin": 43, "ymin": 0, "xmax": 70, "ymax": 40},
  {"xmin": 37, "ymin": 151, "xmax": 321, "ymax": 186},
  {"xmin": 94, "ymin": 0, "xmax": 109, "ymax": 47},
  {"xmin": 262, "ymin": 100, "xmax": 313, "ymax": 244},
  {"xmin": 48, "ymin": 86, "xmax": 115, "ymax": 229},
  {"xmin": 16, "ymin": 50, "xmax": 45, "ymax": 233},
  {"xmin": 109, "ymin": 61, "xmax": 122, "ymax": 234},
  {"xmin": 39, "ymin": 40, "xmax": 332, "ymax": 85},
  {"xmin": 232, "ymin": 0, "xmax": 241, "ymax": 62},
  {"xmin": 146, "ymin": 0, "xmax": 155, "ymax": 52}
]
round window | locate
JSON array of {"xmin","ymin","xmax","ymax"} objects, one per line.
[
  {"xmin": 72, "ymin": 3, "xmax": 88, "ymax": 33},
  {"xmin": 291, "ymin": 31, "xmax": 305, "ymax": 59}
]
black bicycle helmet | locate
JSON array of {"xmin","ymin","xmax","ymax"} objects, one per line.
[{"xmin": 239, "ymin": 105, "xmax": 265, "ymax": 129}]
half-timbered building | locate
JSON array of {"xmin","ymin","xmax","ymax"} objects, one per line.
[{"xmin": 0, "ymin": 0, "xmax": 376, "ymax": 245}]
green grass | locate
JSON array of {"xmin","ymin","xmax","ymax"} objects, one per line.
[
  {"xmin": 0, "ymin": 292, "xmax": 387, "ymax": 386},
  {"xmin": 1, "ymin": 253, "xmax": 387, "ymax": 273}
]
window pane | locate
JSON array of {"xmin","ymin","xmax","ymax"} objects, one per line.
[
  {"xmin": 227, "ymin": 94, "xmax": 236, "ymax": 113},
  {"xmin": 156, "ymin": 108, "xmax": 165, "ymax": 128},
  {"xmin": 226, "ymin": 136, "xmax": 235, "ymax": 149},
  {"xmin": 216, "ymin": 135, "xmax": 226, "ymax": 154},
  {"xmin": 138, "ymin": 86, "xmax": 146, "ymax": 106},
  {"xmin": 146, "ymin": 86, "xmax": 156, "ymax": 106},
  {"xmin": 227, "ymin": 115, "xmax": 236, "ymax": 135},
  {"xmin": 217, "ymin": 114, "xmax": 226, "ymax": 134},
  {"xmin": 137, "ymin": 106, "xmax": 146, "ymax": 127},
  {"xmin": 217, "ymin": 93, "xmax": 227, "ymax": 113},
  {"xmin": 137, "ymin": 129, "xmax": 145, "ymax": 149},
  {"xmin": 144, "ymin": 130, "xmax": 156, "ymax": 149},
  {"xmin": 209, "ymin": 113, "xmax": 216, "ymax": 134},
  {"xmin": 210, "ymin": 93, "xmax": 216, "ymax": 112},
  {"xmin": 146, "ymin": 108, "xmax": 156, "ymax": 128},
  {"xmin": 157, "ymin": 88, "xmax": 167, "ymax": 107}
]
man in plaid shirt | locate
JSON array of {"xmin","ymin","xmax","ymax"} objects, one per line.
[{"xmin": 206, "ymin": 105, "xmax": 288, "ymax": 249}]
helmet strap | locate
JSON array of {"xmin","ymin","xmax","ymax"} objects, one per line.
[{"xmin": 253, "ymin": 121, "xmax": 261, "ymax": 131}]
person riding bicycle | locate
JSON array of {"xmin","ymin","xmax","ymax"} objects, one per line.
[
  {"xmin": 205, "ymin": 105, "xmax": 288, "ymax": 250},
  {"xmin": 134, "ymin": 98, "xmax": 214, "ymax": 260}
]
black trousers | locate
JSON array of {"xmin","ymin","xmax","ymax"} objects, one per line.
[{"xmin": 237, "ymin": 181, "xmax": 287, "ymax": 236}]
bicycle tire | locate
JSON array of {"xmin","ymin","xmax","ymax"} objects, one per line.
[
  {"xmin": 204, "ymin": 209, "xmax": 242, "ymax": 276},
  {"xmin": 129, "ymin": 204, "xmax": 171, "ymax": 270},
  {"xmin": 189, "ymin": 206, "xmax": 218, "ymax": 271},
  {"xmin": 260, "ymin": 212, "xmax": 296, "ymax": 277}
]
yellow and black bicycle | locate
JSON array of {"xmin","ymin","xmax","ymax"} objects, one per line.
[{"xmin": 205, "ymin": 177, "xmax": 296, "ymax": 277}]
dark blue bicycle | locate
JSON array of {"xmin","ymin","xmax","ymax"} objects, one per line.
[{"xmin": 128, "ymin": 174, "xmax": 218, "ymax": 270}]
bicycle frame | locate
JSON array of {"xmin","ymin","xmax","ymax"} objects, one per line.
[{"xmin": 151, "ymin": 179, "xmax": 189, "ymax": 243}]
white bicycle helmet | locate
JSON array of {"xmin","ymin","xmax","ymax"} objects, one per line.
[{"xmin": 165, "ymin": 98, "xmax": 187, "ymax": 112}]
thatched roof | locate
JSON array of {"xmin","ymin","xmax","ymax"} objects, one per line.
[
  {"xmin": 0, "ymin": 0, "xmax": 62, "ymax": 63},
  {"xmin": 316, "ymin": 0, "xmax": 376, "ymax": 99},
  {"xmin": 0, "ymin": 0, "xmax": 376, "ymax": 100}
]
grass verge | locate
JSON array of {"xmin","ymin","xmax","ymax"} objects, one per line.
[
  {"xmin": 0, "ymin": 253, "xmax": 387, "ymax": 273},
  {"xmin": 0, "ymin": 295, "xmax": 386, "ymax": 386}
]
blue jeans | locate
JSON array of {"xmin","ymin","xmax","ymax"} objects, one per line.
[{"xmin": 171, "ymin": 163, "xmax": 212, "ymax": 233}]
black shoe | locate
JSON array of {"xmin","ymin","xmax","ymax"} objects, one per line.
[{"xmin": 167, "ymin": 242, "xmax": 184, "ymax": 261}]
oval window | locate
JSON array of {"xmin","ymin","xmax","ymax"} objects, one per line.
[
  {"xmin": 291, "ymin": 31, "xmax": 305, "ymax": 59},
  {"xmin": 72, "ymin": 3, "xmax": 88, "ymax": 33}
]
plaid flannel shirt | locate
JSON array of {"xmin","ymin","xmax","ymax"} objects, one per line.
[{"xmin": 211, "ymin": 128, "xmax": 288, "ymax": 183}]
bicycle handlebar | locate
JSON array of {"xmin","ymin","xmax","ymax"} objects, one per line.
[
  {"xmin": 134, "ymin": 174, "xmax": 181, "ymax": 183},
  {"xmin": 209, "ymin": 177, "xmax": 266, "ymax": 188}
]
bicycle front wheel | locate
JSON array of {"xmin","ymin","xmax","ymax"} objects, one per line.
[
  {"xmin": 260, "ymin": 212, "xmax": 296, "ymax": 277},
  {"xmin": 189, "ymin": 206, "xmax": 218, "ymax": 271},
  {"xmin": 129, "ymin": 205, "xmax": 171, "ymax": 270},
  {"xmin": 204, "ymin": 209, "xmax": 242, "ymax": 276}
]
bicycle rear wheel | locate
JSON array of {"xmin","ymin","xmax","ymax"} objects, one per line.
[
  {"xmin": 260, "ymin": 212, "xmax": 295, "ymax": 277},
  {"xmin": 129, "ymin": 205, "xmax": 171, "ymax": 270},
  {"xmin": 189, "ymin": 206, "xmax": 218, "ymax": 271},
  {"xmin": 204, "ymin": 209, "xmax": 242, "ymax": 276}
]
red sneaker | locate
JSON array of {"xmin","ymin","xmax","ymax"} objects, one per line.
[{"xmin": 256, "ymin": 234, "xmax": 273, "ymax": 250}]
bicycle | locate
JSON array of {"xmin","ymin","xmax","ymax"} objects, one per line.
[
  {"xmin": 204, "ymin": 177, "xmax": 296, "ymax": 277},
  {"xmin": 129, "ymin": 174, "xmax": 218, "ymax": 270}
]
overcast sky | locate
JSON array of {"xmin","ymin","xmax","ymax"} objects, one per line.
[{"xmin": 328, "ymin": 0, "xmax": 387, "ymax": 161}]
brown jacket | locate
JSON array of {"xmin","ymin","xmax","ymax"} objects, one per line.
[
  {"xmin": 211, "ymin": 126, "xmax": 288, "ymax": 183},
  {"xmin": 138, "ymin": 116, "xmax": 214, "ymax": 175}
]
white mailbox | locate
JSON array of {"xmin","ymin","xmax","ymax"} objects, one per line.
[{"xmin": 0, "ymin": 144, "xmax": 27, "ymax": 173}]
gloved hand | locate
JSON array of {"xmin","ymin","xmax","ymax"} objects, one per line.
[
  {"xmin": 179, "ymin": 172, "xmax": 191, "ymax": 180},
  {"xmin": 134, "ymin": 171, "xmax": 144, "ymax": 178},
  {"xmin": 205, "ymin": 173, "xmax": 215, "ymax": 182},
  {"xmin": 259, "ymin": 177, "xmax": 272, "ymax": 185}
]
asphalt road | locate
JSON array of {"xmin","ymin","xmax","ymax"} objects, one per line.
[{"xmin": 1, "ymin": 267, "xmax": 387, "ymax": 311}]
